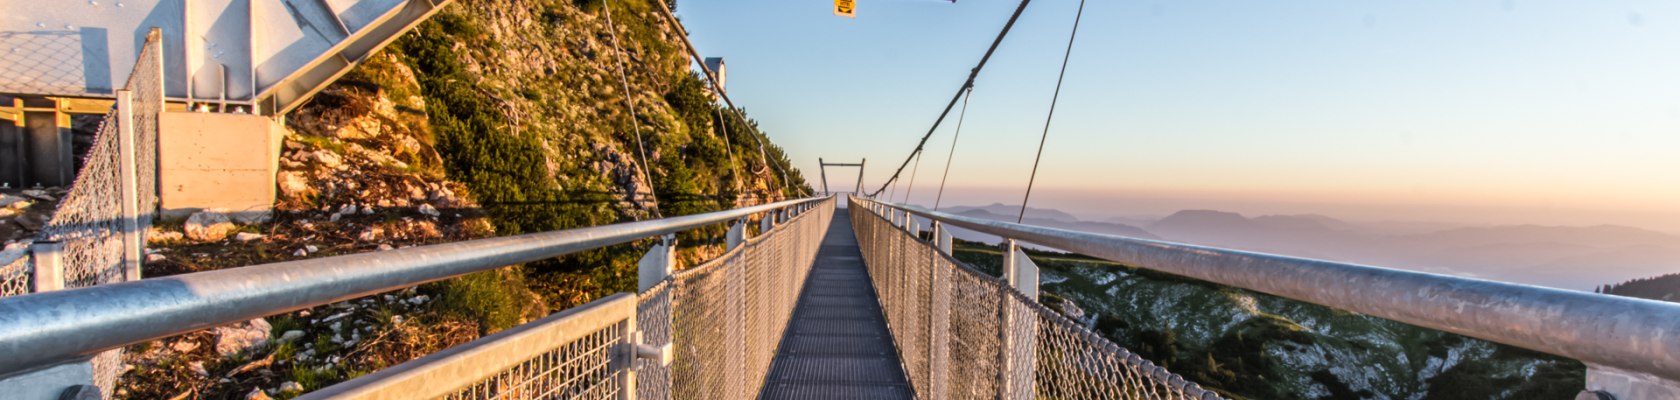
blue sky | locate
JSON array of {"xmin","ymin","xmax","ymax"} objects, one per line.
[{"xmin": 676, "ymin": 1, "xmax": 1680, "ymax": 229}]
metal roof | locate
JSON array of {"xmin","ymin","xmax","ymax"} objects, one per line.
[{"xmin": 0, "ymin": 0, "xmax": 449, "ymax": 115}]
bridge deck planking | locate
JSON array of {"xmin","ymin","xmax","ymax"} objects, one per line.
[{"xmin": 760, "ymin": 211, "xmax": 913, "ymax": 400}]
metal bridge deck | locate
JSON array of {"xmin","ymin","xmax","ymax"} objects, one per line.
[{"xmin": 760, "ymin": 211, "xmax": 913, "ymax": 399}]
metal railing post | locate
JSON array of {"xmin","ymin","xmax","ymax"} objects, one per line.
[
  {"xmin": 30, "ymin": 241, "xmax": 64, "ymax": 292},
  {"xmin": 999, "ymin": 239, "xmax": 1040, "ymax": 400},
  {"xmin": 619, "ymin": 305, "xmax": 639, "ymax": 400},
  {"xmin": 726, "ymin": 217, "xmax": 747, "ymax": 251},
  {"xmin": 1005, "ymin": 240, "xmax": 1039, "ymax": 300},
  {"xmin": 637, "ymin": 235, "xmax": 675, "ymax": 292},
  {"xmin": 928, "ymin": 238, "xmax": 949, "ymax": 399},
  {"xmin": 115, "ymin": 90, "xmax": 141, "ymax": 282},
  {"xmin": 935, "ymin": 222, "xmax": 953, "ymax": 256}
]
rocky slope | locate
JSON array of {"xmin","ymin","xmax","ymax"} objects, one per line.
[{"xmin": 116, "ymin": 0, "xmax": 810, "ymax": 397}]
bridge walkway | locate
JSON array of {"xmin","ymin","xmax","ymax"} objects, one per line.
[{"xmin": 759, "ymin": 210, "xmax": 913, "ymax": 399}]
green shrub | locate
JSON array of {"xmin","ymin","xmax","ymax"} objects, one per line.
[{"xmin": 427, "ymin": 269, "xmax": 529, "ymax": 334}]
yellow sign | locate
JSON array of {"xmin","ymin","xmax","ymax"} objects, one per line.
[{"xmin": 834, "ymin": 0, "xmax": 856, "ymax": 18}]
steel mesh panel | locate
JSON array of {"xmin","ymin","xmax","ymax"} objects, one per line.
[
  {"xmin": 127, "ymin": 36, "xmax": 162, "ymax": 236},
  {"xmin": 848, "ymin": 201, "xmax": 1222, "ymax": 400},
  {"xmin": 442, "ymin": 323, "xmax": 625, "ymax": 400},
  {"xmin": 0, "ymin": 253, "xmax": 31, "ymax": 296},
  {"xmin": 635, "ymin": 282, "xmax": 672, "ymax": 400},
  {"xmin": 664, "ymin": 199, "xmax": 834, "ymax": 400},
  {"xmin": 16, "ymin": 31, "xmax": 166, "ymax": 399}
]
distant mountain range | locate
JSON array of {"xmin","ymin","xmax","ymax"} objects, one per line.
[
  {"xmin": 936, "ymin": 204, "xmax": 1680, "ymax": 290},
  {"xmin": 943, "ymin": 203, "xmax": 1083, "ymax": 223},
  {"xmin": 935, "ymin": 205, "xmax": 1158, "ymax": 243}
]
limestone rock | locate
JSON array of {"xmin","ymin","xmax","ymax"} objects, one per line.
[
  {"xmin": 277, "ymin": 171, "xmax": 312, "ymax": 199},
  {"xmin": 0, "ymin": 194, "xmax": 28, "ymax": 209},
  {"xmin": 279, "ymin": 330, "xmax": 306, "ymax": 342},
  {"xmin": 231, "ymin": 210, "xmax": 272, "ymax": 225},
  {"xmin": 417, "ymin": 203, "xmax": 440, "ymax": 217},
  {"xmin": 310, "ymin": 151, "xmax": 343, "ymax": 169},
  {"xmin": 145, "ymin": 229, "xmax": 184, "ymax": 245},
  {"xmin": 212, "ymin": 318, "xmax": 271, "ymax": 356},
  {"xmin": 184, "ymin": 210, "xmax": 237, "ymax": 242},
  {"xmin": 358, "ymin": 227, "xmax": 384, "ymax": 242},
  {"xmin": 235, "ymin": 232, "xmax": 265, "ymax": 242},
  {"xmin": 20, "ymin": 190, "xmax": 54, "ymax": 201}
]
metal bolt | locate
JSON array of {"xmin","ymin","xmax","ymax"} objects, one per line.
[{"xmin": 1576, "ymin": 390, "xmax": 1615, "ymax": 400}]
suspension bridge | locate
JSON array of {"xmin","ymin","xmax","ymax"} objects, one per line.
[{"xmin": 1, "ymin": 0, "xmax": 1678, "ymax": 399}]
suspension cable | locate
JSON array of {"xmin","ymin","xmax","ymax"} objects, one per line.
[
  {"xmin": 603, "ymin": 1, "xmax": 661, "ymax": 219},
  {"xmin": 652, "ymin": 0, "xmax": 790, "ymax": 193},
  {"xmin": 867, "ymin": 0, "xmax": 1035, "ymax": 198},
  {"xmin": 901, "ymin": 151, "xmax": 923, "ymax": 204},
  {"xmin": 889, "ymin": 173, "xmax": 900, "ymax": 200},
  {"xmin": 932, "ymin": 87, "xmax": 972, "ymax": 210},
  {"xmin": 1016, "ymin": 0, "xmax": 1086, "ymax": 223},
  {"xmin": 716, "ymin": 106, "xmax": 746, "ymax": 196}
]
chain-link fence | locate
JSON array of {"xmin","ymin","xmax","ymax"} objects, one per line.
[
  {"xmin": 0, "ymin": 252, "xmax": 27, "ymax": 296},
  {"xmin": 3, "ymin": 29, "xmax": 166, "ymax": 397},
  {"xmin": 850, "ymin": 199, "xmax": 1222, "ymax": 399}
]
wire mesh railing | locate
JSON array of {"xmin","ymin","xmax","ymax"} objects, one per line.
[
  {"xmin": 850, "ymin": 197, "xmax": 1222, "ymax": 399},
  {"xmin": 663, "ymin": 199, "xmax": 830, "ymax": 399},
  {"xmin": 0, "ymin": 253, "xmax": 27, "ymax": 299},
  {"xmin": 0, "ymin": 28, "xmax": 167, "ymax": 398},
  {"xmin": 299, "ymin": 197, "xmax": 834, "ymax": 399}
]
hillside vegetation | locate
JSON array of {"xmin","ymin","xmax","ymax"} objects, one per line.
[
  {"xmin": 117, "ymin": 0, "xmax": 810, "ymax": 397},
  {"xmin": 1599, "ymin": 272, "xmax": 1680, "ymax": 302},
  {"xmin": 952, "ymin": 240, "xmax": 1583, "ymax": 400}
]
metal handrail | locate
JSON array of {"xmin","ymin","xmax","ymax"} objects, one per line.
[
  {"xmin": 0, "ymin": 196, "xmax": 828, "ymax": 378},
  {"xmin": 301, "ymin": 293, "xmax": 637, "ymax": 399},
  {"xmin": 853, "ymin": 197, "xmax": 1680, "ymax": 384}
]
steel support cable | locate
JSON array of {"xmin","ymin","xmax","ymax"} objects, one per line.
[
  {"xmin": 716, "ymin": 107, "xmax": 747, "ymax": 196},
  {"xmin": 1016, "ymin": 0, "xmax": 1086, "ymax": 223},
  {"xmin": 901, "ymin": 150, "xmax": 923, "ymax": 204},
  {"xmin": 867, "ymin": 0, "xmax": 1036, "ymax": 198},
  {"xmin": 604, "ymin": 0, "xmax": 662, "ymax": 219},
  {"xmin": 890, "ymin": 172, "xmax": 901, "ymax": 200},
  {"xmin": 652, "ymin": 0, "xmax": 791, "ymax": 193},
  {"xmin": 932, "ymin": 88, "xmax": 973, "ymax": 210}
]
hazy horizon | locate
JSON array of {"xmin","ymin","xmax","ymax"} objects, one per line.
[{"xmin": 907, "ymin": 185, "xmax": 1680, "ymax": 235}]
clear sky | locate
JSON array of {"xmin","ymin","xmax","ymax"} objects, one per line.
[{"xmin": 676, "ymin": 1, "xmax": 1680, "ymax": 230}]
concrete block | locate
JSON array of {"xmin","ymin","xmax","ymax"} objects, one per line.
[{"xmin": 158, "ymin": 112, "xmax": 283, "ymax": 219}]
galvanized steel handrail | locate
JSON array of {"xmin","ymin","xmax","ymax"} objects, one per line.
[
  {"xmin": 0, "ymin": 196, "xmax": 828, "ymax": 378},
  {"xmin": 860, "ymin": 197, "xmax": 1680, "ymax": 384},
  {"xmin": 301, "ymin": 293, "xmax": 639, "ymax": 399}
]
